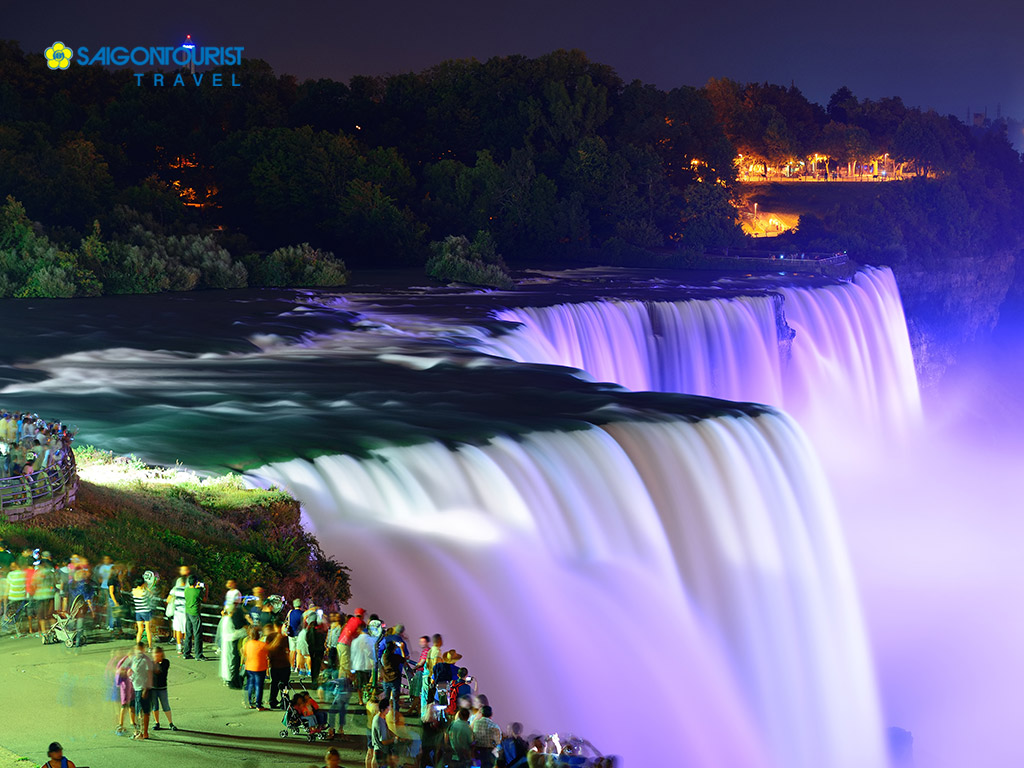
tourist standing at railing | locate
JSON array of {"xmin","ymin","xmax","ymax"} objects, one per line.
[
  {"xmin": 302, "ymin": 603, "xmax": 329, "ymax": 686},
  {"xmin": 182, "ymin": 575, "xmax": 209, "ymax": 660},
  {"xmin": 325, "ymin": 612, "xmax": 343, "ymax": 681},
  {"xmin": 132, "ymin": 577, "xmax": 155, "ymax": 653},
  {"xmin": 108, "ymin": 562, "xmax": 134, "ymax": 633},
  {"xmin": 222, "ymin": 578, "xmax": 241, "ymax": 611},
  {"xmin": 9, "ymin": 441, "xmax": 26, "ymax": 476},
  {"xmin": 410, "ymin": 635, "xmax": 430, "ymax": 714},
  {"xmin": 337, "ymin": 607, "xmax": 365, "ymax": 683},
  {"xmin": 0, "ymin": 414, "xmax": 15, "ymax": 474},
  {"xmin": 350, "ymin": 626, "xmax": 375, "ymax": 704},
  {"xmin": 218, "ymin": 593, "xmax": 248, "ymax": 689},
  {"xmin": 95, "ymin": 555, "xmax": 113, "ymax": 631},
  {"xmin": 169, "ymin": 566, "xmax": 190, "ymax": 654}
]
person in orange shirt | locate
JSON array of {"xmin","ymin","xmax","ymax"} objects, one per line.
[
  {"xmin": 297, "ymin": 691, "xmax": 328, "ymax": 730},
  {"xmin": 241, "ymin": 625, "xmax": 270, "ymax": 710}
]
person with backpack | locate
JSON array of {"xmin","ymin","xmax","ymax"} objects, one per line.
[
  {"xmin": 377, "ymin": 625, "xmax": 409, "ymax": 713},
  {"xmin": 380, "ymin": 640, "xmax": 405, "ymax": 717},
  {"xmin": 304, "ymin": 605, "xmax": 329, "ymax": 686},
  {"xmin": 444, "ymin": 668, "xmax": 474, "ymax": 721},
  {"xmin": 431, "ymin": 649, "xmax": 461, "ymax": 702},
  {"xmin": 40, "ymin": 742, "xmax": 76, "ymax": 768}
]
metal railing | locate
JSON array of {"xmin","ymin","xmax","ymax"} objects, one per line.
[{"xmin": 0, "ymin": 448, "xmax": 78, "ymax": 521}]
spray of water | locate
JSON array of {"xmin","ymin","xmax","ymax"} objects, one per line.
[{"xmin": 252, "ymin": 411, "xmax": 887, "ymax": 768}]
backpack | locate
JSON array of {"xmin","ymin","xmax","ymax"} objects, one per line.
[{"xmin": 444, "ymin": 679, "xmax": 470, "ymax": 717}]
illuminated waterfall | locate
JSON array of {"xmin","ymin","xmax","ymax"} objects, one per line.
[
  {"xmin": 253, "ymin": 410, "xmax": 887, "ymax": 768},
  {"xmin": 481, "ymin": 267, "xmax": 921, "ymax": 450}
]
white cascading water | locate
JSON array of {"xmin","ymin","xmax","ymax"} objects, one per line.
[
  {"xmin": 252, "ymin": 411, "xmax": 888, "ymax": 768},
  {"xmin": 480, "ymin": 267, "xmax": 921, "ymax": 455}
]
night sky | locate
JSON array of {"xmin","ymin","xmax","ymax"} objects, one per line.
[{"xmin": 6, "ymin": 0, "xmax": 1024, "ymax": 119}]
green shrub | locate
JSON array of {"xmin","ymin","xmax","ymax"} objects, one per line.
[
  {"xmin": 425, "ymin": 231, "xmax": 514, "ymax": 289},
  {"xmin": 248, "ymin": 243, "xmax": 349, "ymax": 287}
]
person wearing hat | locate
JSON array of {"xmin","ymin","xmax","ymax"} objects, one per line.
[
  {"xmin": 430, "ymin": 649, "xmax": 462, "ymax": 710},
  {"xmin": 42, "ymin": 741, "xmax": 76, "ymax": 768}
]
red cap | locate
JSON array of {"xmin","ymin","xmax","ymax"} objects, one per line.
[{"xmin": 354, "ymin": 608, "xmax": 366, "ymax": 616}]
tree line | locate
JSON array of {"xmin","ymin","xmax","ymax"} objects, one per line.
[{"xmin": 1, "ymin": 40, "xmax": 1022, "ymax": 296}]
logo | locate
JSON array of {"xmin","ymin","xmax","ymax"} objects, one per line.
[
  {"xmin": 41, "ymin": 36, "xmax": 245, "ymax": 87},
  {"xmin": 45, "ymin": 41, "xmax": 73, "ymax": 70}
]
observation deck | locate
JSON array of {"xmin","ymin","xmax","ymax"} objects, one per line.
[{"xmin": 0, "ymin": 449, "xmax": 78, "ymax": 522}]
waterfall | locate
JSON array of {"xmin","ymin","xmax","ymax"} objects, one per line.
[
  {"xmin": 481, "ymin": 267, "xmax": 921, "ymax": 453},
  {"xmin": 252, "ymin": 410, "xmax": 887, "ymax": 768}
]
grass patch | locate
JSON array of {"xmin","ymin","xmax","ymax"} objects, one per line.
[{"xmin": 0, "ymin": 449, "xmax": 349, "ymax": 605}]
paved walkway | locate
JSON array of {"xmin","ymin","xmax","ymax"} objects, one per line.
[{"xmin": 0, "ymin": 632, "xmax": 388, "ymax": 768}]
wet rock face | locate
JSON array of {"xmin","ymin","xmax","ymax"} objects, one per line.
[{"xmin": 893, "ymin": 248, "xmax": 1018, "ymax": 387}]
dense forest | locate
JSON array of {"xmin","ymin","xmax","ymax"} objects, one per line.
[{"xmin": 1, "ymin": 41, "xmax": 1022, "ymax": 299}]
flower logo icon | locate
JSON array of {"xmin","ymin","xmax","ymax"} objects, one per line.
[{"xmin": 45, "ymin": 42, "xmax": 73, "ymax": 70}]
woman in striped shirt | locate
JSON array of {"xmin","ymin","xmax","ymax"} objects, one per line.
[{"xmin": 131, "ymin": 578, "xmax": 154, "ymax": 652}]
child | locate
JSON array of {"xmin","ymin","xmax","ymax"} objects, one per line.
[
  {"xmin": 324, "ymin": 673, "xmax": 352, "ymax": 738},
  {"xmin": 150, "ymin": 647, "xmax": 178, "ymax": 731},
  {"xmin": 112, "ymin": 652, "xmax": 136, "ymax": 735},
  {"xmin": 298, "ymin": 691, "xmax": 327, "ymax": 730}
]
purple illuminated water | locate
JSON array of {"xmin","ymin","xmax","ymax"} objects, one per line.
[
  {"xmin": 482, "ymin": 266, "xmax": 921, "ymax": 458},
  {"xmin": 255, "ymin": 412, "xmax": 885, "ymax": 768}
]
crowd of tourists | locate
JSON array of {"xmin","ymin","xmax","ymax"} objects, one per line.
[
  {"xmin": 0, "ymin": 411, "xmax": 74, "ymax": 479},
  {"xmin": 2, "ymin": 541, "xmax": 611, "ymax": 767}
]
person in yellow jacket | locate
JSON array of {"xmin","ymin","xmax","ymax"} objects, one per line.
[{"xmin": 0, "ymin": 413, "xmax": 17, "ymax": 446}]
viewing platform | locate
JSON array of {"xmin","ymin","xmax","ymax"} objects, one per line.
[
  {"xmin": 654, "ymin": 247, "xmax": 851, "ymax": 274},
  {"xmin": 0, "ymin": 448, "xmax": 78, "ymax": 522}
]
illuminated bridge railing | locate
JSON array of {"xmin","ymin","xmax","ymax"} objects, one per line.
[{"xmin": 0, "ymin": 449, "xmax": 78, "ymax": 522}]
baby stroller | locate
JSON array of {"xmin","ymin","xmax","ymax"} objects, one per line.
[
  {"xmin": 0, "ymin": 598, "xmax": 29, "ymax": 636},
  {"xmin": 278, "ymin": 684, "xmax": 329, "ymax": 743},
  {"xmin": 42, "ymin": 596, "xmax": 87, "ymax": 647}
]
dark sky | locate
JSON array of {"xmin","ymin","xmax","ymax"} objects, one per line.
[{"xmin": 7, "ymin": 0, "xmax": 1024, "ymax": 119}]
